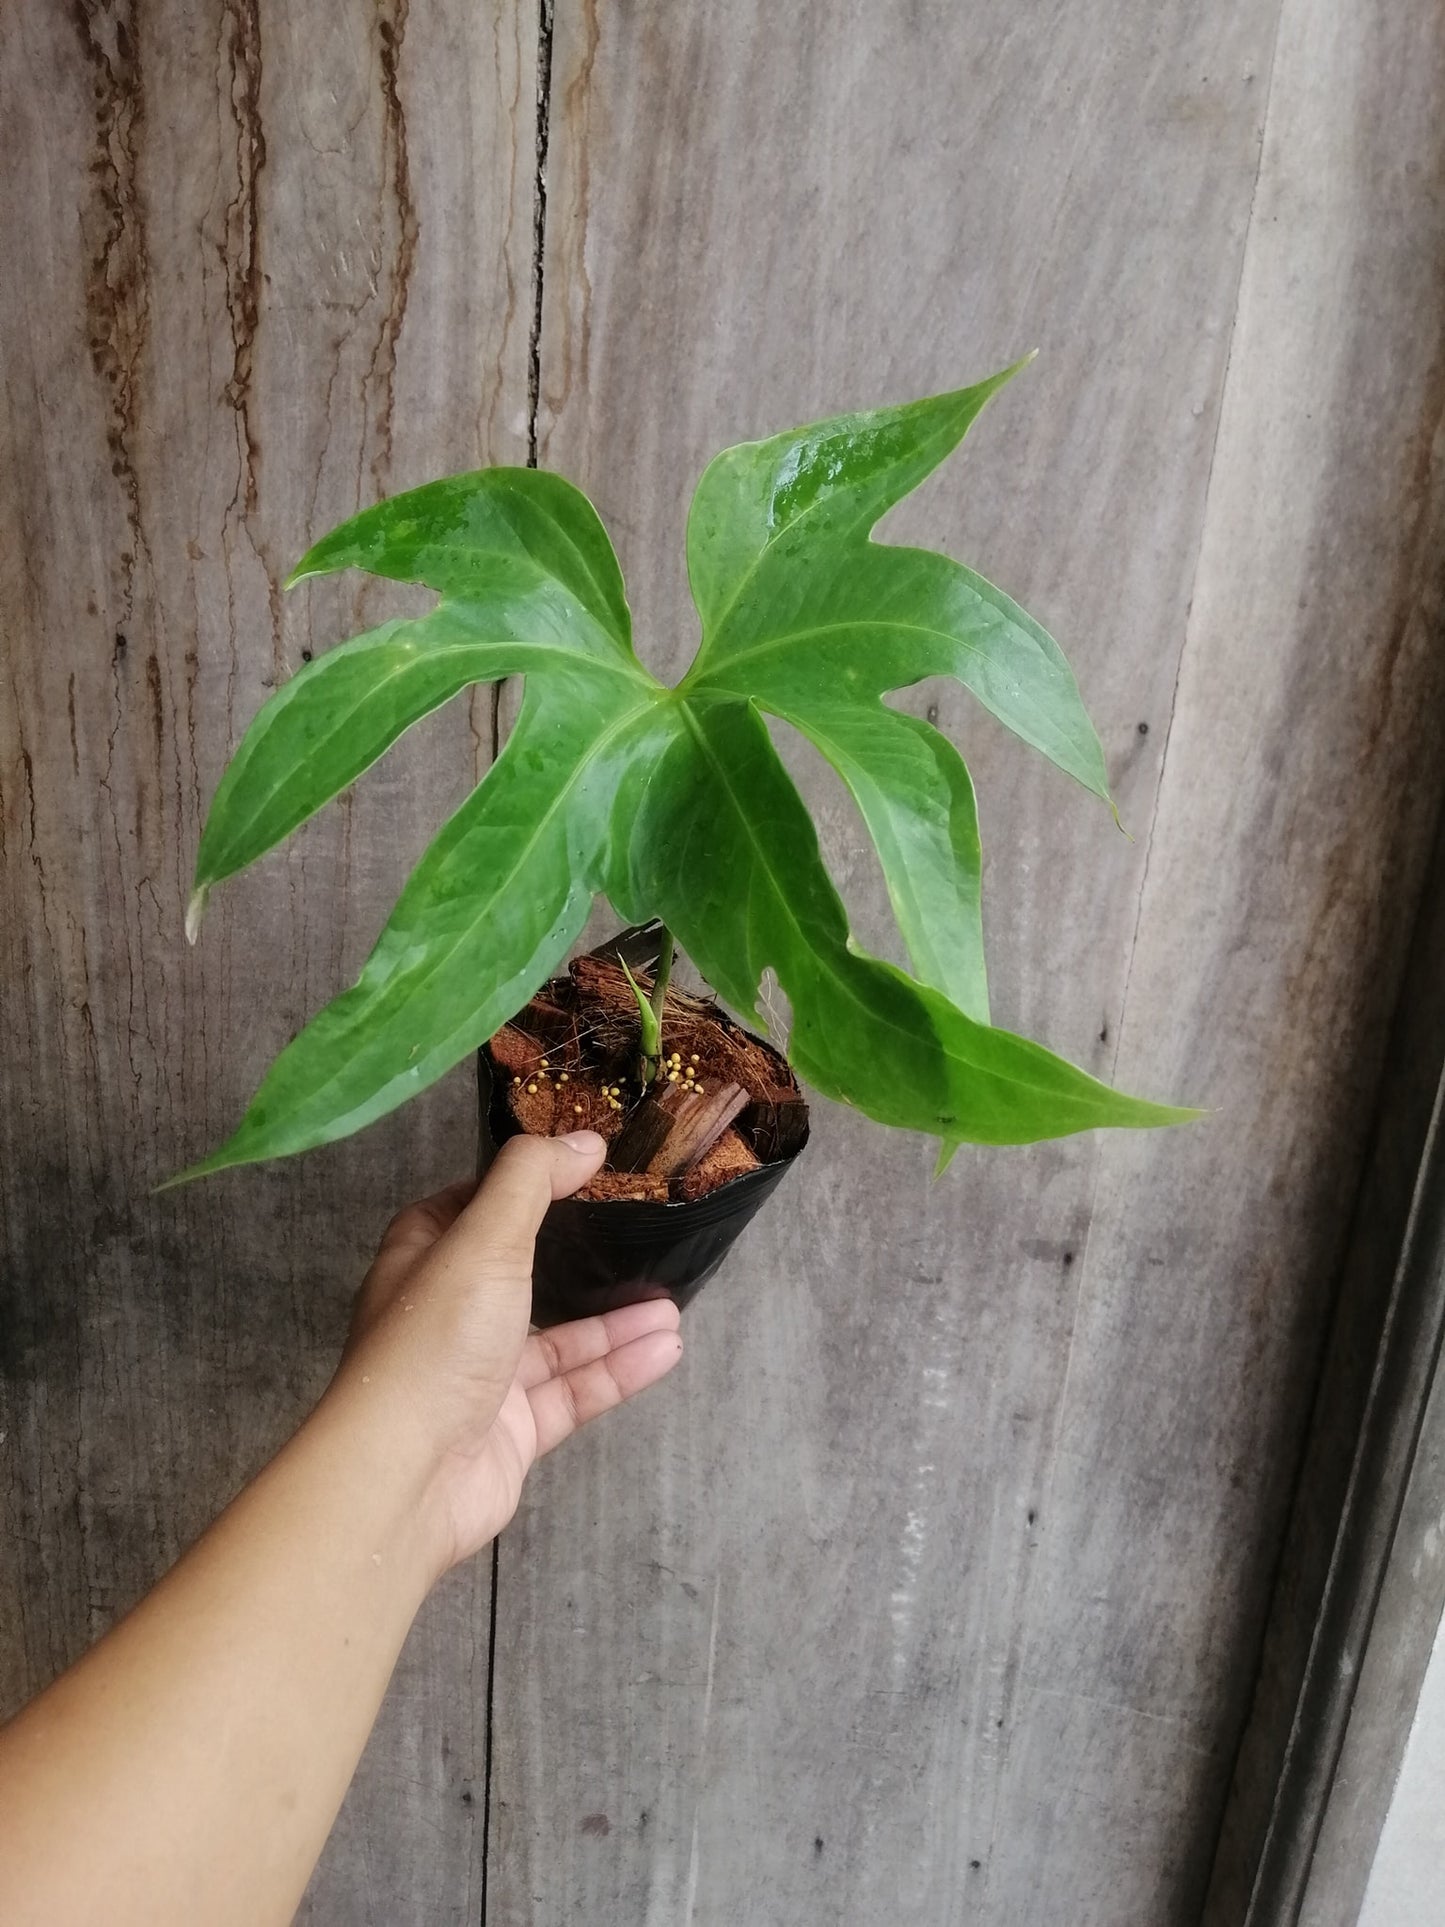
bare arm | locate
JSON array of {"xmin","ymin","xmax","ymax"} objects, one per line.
[{"xmin": 0, "ymin": 1130, "xmax": 681, "ymax": 1926}]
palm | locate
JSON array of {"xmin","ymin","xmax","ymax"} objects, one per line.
[
  {"xmin": 347, "ymin": 1178, "xmax": 682, "ymax": 1574},
  {"xmin": 437, "ymin": 1381, "xmax": 538, "ymax": 1564},
  {"xmin": 431, "ymin": 1311, "xmax": 684, "ymax": 1565}
]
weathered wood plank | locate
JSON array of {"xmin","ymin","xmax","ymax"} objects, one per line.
[
  {"xmin": 982, "ymin": 0, "xmax": 1445, "ymax": 1918},
  {"xmin": 1248, "ymin": 889, "xmax": 1445, "ymax": 1927},
  {"xmin": 7, "ymin": 3, "xmax": 1441, "ymax": 1919},
  {"xmin": 1200, "ymin": 808, "xmax": 1445, "ymax": 1914},
  {"xmin": 1295, "ymin": 1104, "xmax": 1445, "ymax": 1927},
  {"xmin": 478, "ymin": 2, "xmax": 1424, "ymax": 1921},
  {"xmin": 0, "ymin": 3, "xmax": 535, "ymax": 1920}
]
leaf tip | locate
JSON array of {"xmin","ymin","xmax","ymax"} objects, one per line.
[
  {"xmin": 153, "ymin": 1157, "xmax": 209, "ymax": 1193},
  {"xmin": 932, "ymin": 1137, "xmax": 962, "ymax": 1179},
  {"xmin": 283, "ymin": 537, "xmax": 331, "ymax": 590},
  {"xmin": 618, "ymin": 955, "xmax": 661, "ymax": 1059},
  {"xmin": 1139, "ymin": 1099, "xmax": 1207, "ymax": 1129},
  {"xmin": 184, "ymin": 885, "xmax": 210, "ymax": 946},
  {"xmin": 158, "ymin": 1128, "xmax": 255, "ymax": 1189},
  {"xmin": 992, "ymin": 349, "xmax": 1039, "ymax": 392}
]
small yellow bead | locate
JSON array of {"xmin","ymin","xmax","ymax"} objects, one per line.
[
  {"xmin": 690, "ymin": 1054, "xmax": 700, "ymax": 1064},
  {"xmin": 574, "ymin": 1103, "xmax": 583, "ymax": 1115},
  {"xmin": 540, "ymin": 1058, "xmax": 549, "ymax": 1068},
  {"xmin": 512, "ymin": 1075, "xmax": 522, "ymax": 1085},
  {"xmin": 668, "ymin": 1070, "xmax": 679, "ymax": 1082},
  {"xmin": 526, "ymin": 1083, "xmax": 538, "ymax": 1094},
  {"xmin": 558, "ymin": 1072, "xmax": 569, "ymax": 1083},
  {"xmin": 694, "ymin": 1083, "xmax": 706, "ymax": 1095}
]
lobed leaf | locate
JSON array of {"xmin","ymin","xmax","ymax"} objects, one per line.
[
  {"xmin": 181, "ymin": 365, "xmax": 1191, "ymax": 1177},
  {"xmin": 613, "ymin": 695, "xmax": 1188, "ymax": 1145},
  {"xmin": 191, "ymin": 580, "xmax": 641, "ymax": 919},
  {"xmin": 177, "ymin": 673, "xmax": 653, "ymax": 1179},
  {"xmin": 685, "ymin": 359, "xmax": 1030, "ymax": 638},
  {"xmin": 774, "ymin": 698, "xmax": 989, "ymax": 1023},
  {"xmin": 289, "ymin": 467, "xmax": 634, "ymax": 650}
]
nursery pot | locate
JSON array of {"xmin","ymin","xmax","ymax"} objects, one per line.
[{"xmin": 476, "ymin": 927, "xmax": 809, "ymax": 1328}]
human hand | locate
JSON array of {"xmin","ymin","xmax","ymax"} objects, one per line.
[
  {"xmin": 330, "ymin": 1131, "xmax": 683, "ymax": 1582},
  {"xmin": 0, "ymin": 1130, "xmax": 680, "ymax": 1927}
]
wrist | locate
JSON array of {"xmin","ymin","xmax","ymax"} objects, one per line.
[{"xmin": 302, "ymin": 1371, "xmax": 457, "ymax": 1602}]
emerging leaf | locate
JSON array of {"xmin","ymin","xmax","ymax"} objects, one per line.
[{"xmin": 179, "ymin": 365, "xmax": 1193, "ymax": 1178}]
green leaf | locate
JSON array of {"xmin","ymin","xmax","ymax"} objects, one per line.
[
  {"xmin": 618, "ymin": 956, "xmax": 663, "ymax": 1066},
  {"xmin": 777, "ymin": 698, "xmax": 988, "ymax": 1022},
  {"xmin": 613, "ymin": 695, "xmax": 1188, "ymax": 1145},
  {"xmin": 289, "ymin": 467, "xmax": 634, "ymax": 651},
  {"xmin": 181, "ymin": 365, "xmax": 1192, "ymax": 1178},
  {"xmin": 685, "ymin": 358, "xmax": 1031, "ymax": 634},
  {"xmin": 190, "ymin": 585, "xmax": 637, "ymax": 914},
  {"xmin": 689, "ymin": 542, "xmax": 1113, "ymax": 806},
  {"xmin": 177, "ymin": 673, "xmax": 654, "ymax": 1178}
]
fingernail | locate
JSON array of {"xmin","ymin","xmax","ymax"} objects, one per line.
[{"xmin": 558, "ymin": 1130, "xmax": 606, "ymax": 1153}]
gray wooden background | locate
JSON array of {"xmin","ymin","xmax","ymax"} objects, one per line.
[{"xmin": 3, "ymin": 2, "xmax": 1443, "ymax": 1922}]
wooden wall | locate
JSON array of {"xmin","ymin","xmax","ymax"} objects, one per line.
[
  {"xmin": 3, "ymin": 2, "xmax": 1442, "ymax": 1922},
  {"xmin": 0, "ymin": 1, "xmax": 535, "ymax": 1915}
]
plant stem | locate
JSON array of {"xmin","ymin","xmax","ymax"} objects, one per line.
[{"xmin": 649, "ymin": 926, "xmax": 675, "ymax": 1035}]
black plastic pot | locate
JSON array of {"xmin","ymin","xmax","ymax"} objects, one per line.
[{"xmin": 477, "ymin": 1049, "xmax": 807, "ymax": 1327}]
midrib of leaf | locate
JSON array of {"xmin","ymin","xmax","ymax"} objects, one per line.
[
  {"xmin": 676, "ymin": 696, "xmax": 1115, "ymax": 1107},
  {"xmin": 684, "ymin": 603, "xmax": 1039, "ymax": 693},
  {"xmin": 208, "ymin": 634, "xmax": 651, "ymax": 880},
  {"xmin": 264, "ymin": 691, "xmax": 660, "ymax": 1130}
]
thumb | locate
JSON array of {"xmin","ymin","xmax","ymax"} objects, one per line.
[
  {"xmin": 381, "ymin": 1132, "xmax": 608, "ymax": 1397},
  {"xmin": 447, "ymin": 1130, "xmax": 606, "ymax": 1273}
]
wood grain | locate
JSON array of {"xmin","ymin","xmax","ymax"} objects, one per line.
[
  {"xmin": 988, "ymin": 0, "xmax": 1445, "ymax": 1914},
  {"xmin": 1202, "ymin": 782, "xmax": 1445, "ymax": 1910},
  {"xmin": 486, "ymin": 1, "xmax": 1445, "ymax": 1921},
  {"xmin": 0, "ymin": 2, "xmax": 535, "ymax": 1920},
  {"xmin": 5, "ymin": 0, "xmax": 1444, "ymax": 1919}
]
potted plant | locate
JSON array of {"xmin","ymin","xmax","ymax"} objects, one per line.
[{"xmin": 180, "ymin": 358, "xmax": 1192, "ymax": 1321}]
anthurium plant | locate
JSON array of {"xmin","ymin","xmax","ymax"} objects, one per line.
[{"xmin": 181, "ymin": 358, "xmax": 1191, "ymax": 1183}]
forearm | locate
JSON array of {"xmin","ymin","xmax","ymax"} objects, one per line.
[
  {"xmin": 0, "ymin": 1377, "xmax": 442, "ymax": 1927},
  {"xmin": 0, "ymin": 1137, "xmax": 675, "ymax": 1922}
]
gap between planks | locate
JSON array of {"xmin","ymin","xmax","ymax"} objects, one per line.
[{"xmin": 480, "ymin": 5, "xmax": 558, "ymax": 1921}]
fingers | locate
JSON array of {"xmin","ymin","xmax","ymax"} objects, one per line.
[
  {"xmin": 519, "ymin": 1298, "xmax": 682, "ymax": 1391},
  {"xmin": 446, "ymin": 1131, "xmax": 607, "ymax": 1271},
  {"xmin": 527, "ymin": 1321, "xmax": 684, "ymax": 1457}
]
